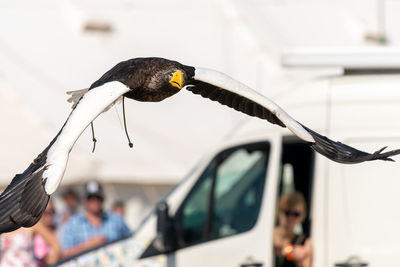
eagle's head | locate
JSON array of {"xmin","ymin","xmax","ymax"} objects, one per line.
[{"xmin": 126, "ymin": 58, "xmax": 194, "ymax": 101}]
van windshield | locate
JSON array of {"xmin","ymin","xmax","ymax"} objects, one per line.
[{"xmin": 132, "ymin": 156, "xmax": 211, "ymax": 235}]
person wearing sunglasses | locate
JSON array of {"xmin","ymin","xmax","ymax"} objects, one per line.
[{"xmin": 273, "ymin": 192, "xmax": 312, "ymax": 267}]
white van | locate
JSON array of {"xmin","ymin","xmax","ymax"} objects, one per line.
[{"xmin": 58, "ymin": 71, "xmax": 400, "ymax": 267}]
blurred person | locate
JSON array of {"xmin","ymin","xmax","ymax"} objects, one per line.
[
  {"xmin": 112, "ymin": 201, "xmax": 125, "ymax": 217},
  {"xmin": 60, "ymin": 181, "xmax": 131, "ymax": 258},
  {"xmin": 0, "ymin": 219, "xmax": 61, "ymax": 267},
  {"xmin": 33, "ymin": 200, "xmax": 61, "ymax": 266},
  {"xmin": 59, "ymin": 189, "xmax": 80, "ymax": 224},
  {"xmin": 274, "ymin": 192, "xmax": 312, "ymax": 267}
]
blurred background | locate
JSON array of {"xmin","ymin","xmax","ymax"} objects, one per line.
[{"xmin": 0, "ymin": 0, "xmax": 398, "ymax": 230}]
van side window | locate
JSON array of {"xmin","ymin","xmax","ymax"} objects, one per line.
[{"xmin": 177, "ymin": 142, "xmax": 270, "ymax": 248}]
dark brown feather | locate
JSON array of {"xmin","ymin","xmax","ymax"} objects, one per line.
[
  {"xmin": 301, "ymin": 124, "xmax": 400, "ymax": 163},
  {"xmin": 187, "ymin": 81, "xmax": 286, "ymax": 127},
  {"xmin": 0, "ymin": 157, "xmax": 49, "ymax": 232}
]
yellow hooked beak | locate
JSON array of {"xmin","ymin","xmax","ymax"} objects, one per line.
[{"xmin": 169, "ymin": 70, "xmax": 183, "ymax": 89}]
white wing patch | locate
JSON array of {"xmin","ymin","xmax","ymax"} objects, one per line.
[
  {"xmin": 44, "ymin": 81, "xmax": 130, "ymax": 194},
  {"xmin": 193, "ymin": 67, "xmax": 315, "ymax": 143},
  {"xmin": 67, "ymin": 88, "xmax": 123, "ymax": 112}
]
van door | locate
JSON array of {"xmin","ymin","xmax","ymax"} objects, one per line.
[
  {"xmin": 170, "ymin": 135, "xmax": 282, "ymax": 267},
  {"xmin": 326, "ymin": 139, "xmax": 400, "ymax": 267}
]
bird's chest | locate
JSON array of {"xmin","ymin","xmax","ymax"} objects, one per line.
[{"xmin": 124, "ymin": 87, "xmax": 179, "ymax": 102}]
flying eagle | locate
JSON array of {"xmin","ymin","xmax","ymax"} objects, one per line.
[{"xmin": 0, "ymin": 57, "xmax": 398, "ymax": 233}]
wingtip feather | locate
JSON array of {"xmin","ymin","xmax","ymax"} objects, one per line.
[
  {"xmin": 0, "ymin": 166, "xmax": 49, "ymax": 233},
  {"xmin": 301, "ymin": 124, "xmax": 400, "ymax": 164}
]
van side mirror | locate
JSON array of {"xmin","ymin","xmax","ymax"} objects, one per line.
[{"xmin": 154, "ymin": 201, "xmax": 175, "ymax": 252}]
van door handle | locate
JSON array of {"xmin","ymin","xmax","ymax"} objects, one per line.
[
  {"xmin": 240, "ymin": 263, "xmax": 263, "ymax": 267},
  {"xmin": 335, "ymin": 256, "xmax": 368, "ymax": 267},
  {"xmin": 335, "ymin": 263, "xmax": 368, "ymax": 267},
  {"xmin": 240, "ymin": 258, "xmax": 263, "ymax": 267}
]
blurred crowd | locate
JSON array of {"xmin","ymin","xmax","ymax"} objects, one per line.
[{"xmin": 0, "ymin": 180, "xmax": 131, "ymax": 266}]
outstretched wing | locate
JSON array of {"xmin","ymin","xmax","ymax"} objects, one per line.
[
  {"xmin": 0, "ymin": 150, "xmax": 50, "ymax": 233},
  {"xmin": 187, "ymin": 67, "xmax": 400, "ymax": 163},
  {"xmin": 0, "ymin": 81, "xmax": 130, "ymax": 233}
]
